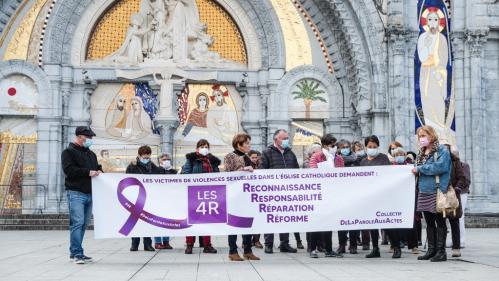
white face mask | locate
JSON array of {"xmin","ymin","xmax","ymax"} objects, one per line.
[
  {"xmin": 161, "ymin": 160, "xmax": 172, "ymax": 169},
  {"xmin": 199, "ymin": 148, "xmax": 209, "ymax": 156}
]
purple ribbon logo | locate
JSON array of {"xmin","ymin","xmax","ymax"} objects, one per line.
[
  {"xmin": 117, "ymin": 177, "xmax": 253, "ymax": 236},
  {"xmin": 117, "ymin": 177, "xmax": 191, "ymax": 236}
]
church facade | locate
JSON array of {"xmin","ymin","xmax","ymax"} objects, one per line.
[{"xmin": 0, "ymin": 0, "xmax": 498, "ymax": 214}]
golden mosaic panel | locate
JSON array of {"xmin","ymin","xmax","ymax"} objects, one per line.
[
  {"xmin": 86, "ymin": 0, "xmax": 247, "ymax": 65},
  {"xmin": 3, "ymin": 0, "xmax": 48, "ymax": 61}
]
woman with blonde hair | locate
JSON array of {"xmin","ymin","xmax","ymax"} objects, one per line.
[{"xmin": 412, "ymin": 125, "xmax": 452, "ymax": 262}]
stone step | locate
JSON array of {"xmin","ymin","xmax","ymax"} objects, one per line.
[{"xmin": 0, "ymin": 214, "xmax": 93, "ymax": 231}]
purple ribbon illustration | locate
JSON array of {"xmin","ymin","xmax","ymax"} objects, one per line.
[
  {"xmin": 117, "ymin": 177, "xmax": 254, "ymax": 236},
  {"xmin": 117, "ymin": 177, "xmax": 191, "ymax": 235}
]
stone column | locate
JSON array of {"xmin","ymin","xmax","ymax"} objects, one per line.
[
  {"xmin": 465, "ymin": 29, "xmax": 490, "ymax": 212},
  {"xmin": 155, "ymin": 82, "xmax": 183, "ymax": 157},
  {"xmin": 450, "ymin": 32, "xmax": 467, "ymax": 160},
  {"xmin": 387, "ymin": 26, "xmax": 411, "ymax": 147},
  {"xmin": 239, "ymin": 82, "xmax": 264, "ymax": 150},
  {"xmin": 36, "ymin": 64, "xmax": 63, "ymax": 213}
]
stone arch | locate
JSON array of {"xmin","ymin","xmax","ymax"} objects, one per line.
[
  {"xmin": 0, "ymin": 60, "xmax": 52, "ymax": 114},
  {"xmin": 43, "ymin": 0, "xmax": 285, "ymax": 69},
  {"xmin": 301, "ymin": 0, "xmax": 387, "ymax": 115},
  {"xmin": 272, "ymin": 65, "xmax": 342, "ymax": 121}
]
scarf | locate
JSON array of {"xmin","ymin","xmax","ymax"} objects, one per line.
[
  {"xmin": 416, "ymin": 140, "xmax": 440, "ymax": 166},
  {"xmin": 234, "ymin": 150, "xmax": 252, "ymax": 167}
]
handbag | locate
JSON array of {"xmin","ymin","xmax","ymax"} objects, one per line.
[{"xmin": 434, "ymin": 151, "xmax": 460, "ymax": 218}]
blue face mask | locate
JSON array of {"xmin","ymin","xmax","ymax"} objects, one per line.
[
  {"xmin": 340, "ymin": 148, "xmax": 351, "ymax": 156},
  {"xmin": 395, "ymin": 156, "xmax": 406, "ymax": 164},
  {"xmin": 366, "ymin": 148, "xmax": 379, "ymax": 157},
  {"xmin": 140, "ymin": 158, "xmax": 150, "ymax": 165},
  {"xmin": 281, "ymin": 139, "xmax": 290, "ymax": 149},
  {"xmin": 83, "ymin": 139, "xmax": 93, "ymax": 148}
]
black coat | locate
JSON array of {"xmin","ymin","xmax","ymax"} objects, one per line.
[
  {"xmin": 261, "ymin": 145, "xmax": 299, "ymax": 169},
  {"xmin": 61, "ymin": 143, "xmax": 102, "ymax": 194},
  {"xmin": 181, "ymin": 152, "xmax": 221, "ymax": 174},
  {"xmin": 126, "ymin": 158, "xmax": 165, "ymax": 175}
]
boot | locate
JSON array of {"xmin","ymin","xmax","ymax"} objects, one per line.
[
  {"xmin": 418, "ymin": 227, "xmax": 436, "ymax": 260},
  {"xmin": 431, "ymin": 227, "xmax": 447, "ymax": 262},
  {"xmin": 228, "ymin": 253, "xmax": 244, "ymax": 261},
  {"xmin": 203, "ymin": 245, "xmax": 217, "ymax": 254},
  {"xmin": 296, "ymin": 240, "xmax": 305, "ymax": 249},
  {"xmin": 162, "ymin": 242, "xmax": 173, "ymax": 250},
  {"xmin": 243, "ymin": 252, "xmax": 260, "ymax": 260},
  {"xmin": 365, "ymin": 247, "xmax": 380, "ymax": 258},
  {"xmin": 185, "ymin": 244, "xmax": 193, "ymax": 254},
  {"xmin": 144, "ymin": 245, "xmax": 155, "ymax": 251},
  {"xmin": 336, "ymin": 244, "xmax": 346, "ymax": 254},
  {"xmin": 155, "ymin": 243, "xmax": 166, "ymax": 249},
  {"xmin": 392, "ymin": 247, "xmax": 401, "ymax": 259}
]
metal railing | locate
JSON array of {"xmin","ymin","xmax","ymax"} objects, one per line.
[{"xmin": 0, "ymin": 184, "xmax": 47, "ymax": 215}]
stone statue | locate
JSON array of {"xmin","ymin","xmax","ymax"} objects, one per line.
[
  {"xmin": 107, "ymin": 13, "xmax": 150, "ymax": 65},
  {"xmin": 100, "ymin": 0, "xmax": 241, "ymax": 68}
]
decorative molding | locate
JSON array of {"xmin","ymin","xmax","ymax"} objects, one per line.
[{"xmin": 465, "ymin": 29, "xmax": 489, "ymax": 57}]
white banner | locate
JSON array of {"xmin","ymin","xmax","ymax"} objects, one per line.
[{"xmin": 92, "ymin": 165, "xmax": 415, "ymax": 239}]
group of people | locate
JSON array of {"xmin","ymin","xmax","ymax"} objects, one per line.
[{"xmin": 61, "ymin": 125, "xmax": 470, "ymax": 264}]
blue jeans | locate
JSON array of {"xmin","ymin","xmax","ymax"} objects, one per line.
[
  {"xmin": 154, "ymin": 237, "xmax": 170, "ymax": 244},
  {"xmin": 67, "ymin": 190, "xmax": 92, "ymax": 257}
]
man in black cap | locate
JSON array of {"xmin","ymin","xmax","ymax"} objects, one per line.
[{"xmin": 61, "ymin": 126, "xmax": 102, "ymax": 264}]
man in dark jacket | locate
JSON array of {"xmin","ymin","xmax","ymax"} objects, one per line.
[
  {"xmin": 61, "ymin": 126, "xmax": 101, "ymax": 264},
  {"xmin": 261, "ymin": 129, "xmax": 299, "ymax": 254},
  {"xmin": 126, "ymin": 145, "xmax": 165, "ymax": 252}
]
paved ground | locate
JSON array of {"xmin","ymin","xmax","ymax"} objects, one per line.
[{"xmin": 0, "ymin": 229, "xmax": 498, "ymax": 281}]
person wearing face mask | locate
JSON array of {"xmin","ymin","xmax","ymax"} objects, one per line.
[
  {"xmin": 412, "ymin": 125, "xmax": 452, "ymax": 262},
  {"xmin": 152, "ymin": 153, "xmax": 177, "ymax": 250},
  {"xmin": 307, "ymin": 134, "xmax": 344, "ymax": 258},
  {"xmin": 61, "ymin": 126, "xmax": 102, "ymax": 264},
  {"xmin": 352, "ymin": 141, "xmax": 371, "ymax": 250},
  {"xmin": 390, "ymin": 147, "xmax": 420, "ymax": 257},
  {"xmin": 248, "ymin": 150, "xmax": 264, "ymax": 249},
  {"xmin": 181, "ymin": 139, "xmax": 219, "ymax": 255},
  {"xmin": 261, "ymin": 129, "xmax": 300, "ymax": 254},
  {"xmin": 126, "ymin": 145, "xmax": 165, "ymax": 252},
  {"xmin": 359, "ymin": 135, "xmax": 392, "ymax": 258},
  {"xmin": 335, "ymin": 139, "xmax": 361, "ymax": 255},
  {"xmin": 440, "ymin": 141, "xmax": 468, "ymax": 258},
  {"xmin": 224, "ymin": 134, "xmax": 260, "ymax": 261}
]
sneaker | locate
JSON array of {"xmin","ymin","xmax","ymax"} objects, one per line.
[
  {"xmin": 279, "ymin": 244, "xmax": 297, "ymax": 253},
  {"xmin": 73, "ymin": 256, "xmax": 85, "ymax": 264},
  {"xmin": 412, "ymin": 247, "xmax": 420, "ymax": 255},
  {"xmin": 451, "ymin": 249, "xmax": 461, "ymax": 257},
  {"xmin": 82, "ymin": 255, "xmax": 93, "ymax": 262},
  {"xmin": 325, "ymin": 251, "xmax": 343, "ymax": 258},
  {"xmin": 309, "ymin": 250, "xmax": 319, "ymax": 258},
  {"xmin": 296, "ymin": 241, "xmax": 305, "ymax": 249}
]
